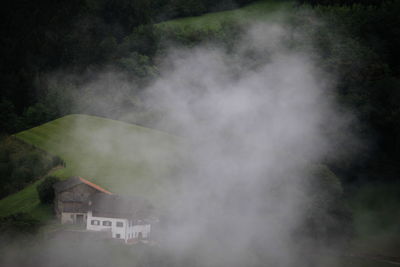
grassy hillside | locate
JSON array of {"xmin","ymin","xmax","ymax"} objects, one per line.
[
  {"xmin": 157, "ymin": 0, "xmax": 294, "ymax": 31},
  {"xmin": 0, "ymin": 0, "xmax": 292, "ymax": 223},
  {"xmin": 0, "ymin": 114, "xmax": 180, "ymax": 220}
]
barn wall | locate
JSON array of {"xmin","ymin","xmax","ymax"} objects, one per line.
[
  {"xmin": 55, "ymin": 183, "xmax": 101, "ymax": 224},
  {"xmin": 59, "ymin": 184, "xmax": 98, "ymax": 202},
  {"xmin": 62, "ymin": 202, "xmax": 86, "ymax": 212}
]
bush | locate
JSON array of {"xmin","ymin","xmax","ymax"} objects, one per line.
[{"xmin": 36, "ymin": 176, "xmax": 60, "ymax": 204}]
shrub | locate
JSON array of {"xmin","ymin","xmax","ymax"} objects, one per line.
[{"xmin": 36, "ymin": 176, "xmax": 60, "ymax": 204}]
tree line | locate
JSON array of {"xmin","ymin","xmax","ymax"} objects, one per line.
[
  {"xmin": 0, "ymin": 0, "xmax": 257, "ymax": 135},
  {"xmin": 0, "ymin": 136, "xmax": 64, "ymax": 198}
]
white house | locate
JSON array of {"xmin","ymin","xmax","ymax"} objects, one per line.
[{"xmin": 86, "ymin": 193, "xmax": 154, "ymax": 243}]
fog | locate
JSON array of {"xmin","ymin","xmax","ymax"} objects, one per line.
[
  {"xmin": 143, "ymin": 22, "xmax": 351, "ymax": 267},
  {"xmin": 1, "ymin": 17, "xmax": 355, "ymax": 267}
]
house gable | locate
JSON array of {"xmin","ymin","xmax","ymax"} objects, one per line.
[
  {"xmin": 53, "ymin": 176, "xmax": 112, "ymax": 195},
  {"xmin": 53, "ymin": 176, "xmax": 112, "ymax": 224}
]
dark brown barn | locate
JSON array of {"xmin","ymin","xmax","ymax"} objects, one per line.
[{"xmin": 53, "ymin": 176, "xmax": 112, "ymax": 225}]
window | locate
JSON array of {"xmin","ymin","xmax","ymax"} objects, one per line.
[
  {"xmin": 102, "ymin": 221, "xmax": 112, "ymax": 226},
  {"xmin": 91, "ymin": 220, "xmax": 100, "ymax": 225},
  {"xmin": 116, "ymin": 221, "xmax": 124, "ymax": 227},
  {"xmin": 116, "ymin": 234, "xmax": 120, "ymax": 238}
]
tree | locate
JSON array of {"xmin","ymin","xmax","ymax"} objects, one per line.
[{"xmin": 36, "ymin": 176, "xmax": 60, "ymax": 204}]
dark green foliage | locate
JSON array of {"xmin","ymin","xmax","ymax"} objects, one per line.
[
  {"xmin": 309, "ymin": 1, "xmax": 400, "ymax": 183},
  {"xmin": 103, "ymin": 0, "xmax": 152, "ymax": 33},
  {"xmin": 301, "ymin": 165, "xmax": 353, "ymax": 247},
  {"xmin": 0, "ymin": 137, "xmax": 63, "ymax": 199},
  {"xmin": 171, "ymin": 0, "xmax": 207, "ymax": 16},
  {"xmin": 23, "ymin": 103, "xmax": 54, "ymax": 129},
  {"xmin": 36, "ymin": 176, "xmax": 60, "ymax": 204},
  {"xmin": 0, "ymin": 212, "xmax": 41, "ymax": 235},
  {"xmin": 0, "ymin": 100, "xmax": 20, "ymax": 133},
  {"xmin": 116, "ymin": 53, "xmax": 157, "ymax": 78},
  {"xmin": 120, "ymin": 25, "xmax": 160, "ymax": 57},
  {"xmin": 0, "ymin": 0, "xmax": 259, "ymax": 135},
  {"xmin": 349, "ymin": 181, "xmax": 400, "ymax": 237}
]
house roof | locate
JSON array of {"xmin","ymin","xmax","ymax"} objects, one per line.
[
  {"xmin": 53, "ymin": 176, "xmax": 112, "ymax": 195},
  {"xmin": 89, "ymin": 193, "xmax": 153, "ymax": 220}
]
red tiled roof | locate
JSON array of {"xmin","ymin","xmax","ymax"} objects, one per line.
[{"xmin": 78, "ymin": 177, "xmax": 112, "ymax": 195}]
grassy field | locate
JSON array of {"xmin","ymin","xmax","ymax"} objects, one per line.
[
  {"xmin": 157, "ymin": 0, "xmax": 294, "ymax": 31},
  {"xmin": 0, "ymin": 114, "xmax": 180, "ymax": 220}
]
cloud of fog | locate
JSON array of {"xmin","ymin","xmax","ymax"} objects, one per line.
[
  {"xmin": 140, "ymin": 22, "xmax": 351, "ymax": 267},
  {"xmin": 1, "ymin": 16, "xmax": 356, "ymax": 267}
]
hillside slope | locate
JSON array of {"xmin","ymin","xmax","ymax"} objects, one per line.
[{"xmin": 0, "ymin": 114, "xmax": 179, "ymax": 220}]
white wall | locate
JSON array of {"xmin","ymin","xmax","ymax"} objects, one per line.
[
  {"xmin": 86, "ymin": 211, "xmax": 151, "ymax": 243},
  {"xmin": 86, "ymin": 211, "xmax": 128, "ymax": 241},
  {"xmin": 126, "ymin": 223, "xmax": 151, "ymax": 240}
]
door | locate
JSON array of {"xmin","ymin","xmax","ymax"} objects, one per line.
[{"xmin": 76, "ymin": 214, "xmax": 84, "ymax": 224}]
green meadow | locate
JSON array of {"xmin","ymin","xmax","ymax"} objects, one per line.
[{"xmin": 0, "ymin": 114, "xmax": 180, "ymax": 220}]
